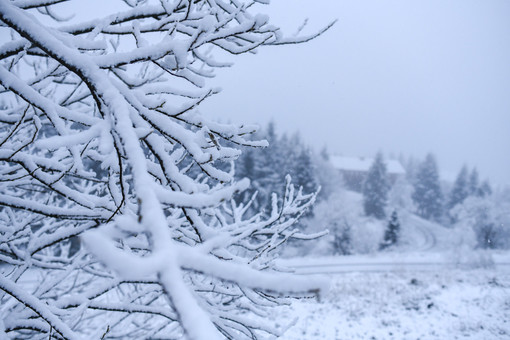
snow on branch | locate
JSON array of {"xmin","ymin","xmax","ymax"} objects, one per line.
[{"xmin": 0, "ymin": 1, "xmax": 333, "ymax": 339}]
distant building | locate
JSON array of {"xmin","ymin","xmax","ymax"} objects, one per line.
[{"xmin": 330, "ymin": 155, "xmax": 406, "ymax": 192}]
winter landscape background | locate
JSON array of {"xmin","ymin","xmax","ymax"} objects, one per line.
[{"xmin": 0, "ymin": 0, "xmax": 509, "ymax": 339}]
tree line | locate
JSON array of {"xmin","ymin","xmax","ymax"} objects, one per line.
[{"xmin": 235, "ymin": 122, "xmax": 508, "ymax": 253}]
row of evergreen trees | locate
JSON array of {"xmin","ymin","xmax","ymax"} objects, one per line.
[
  {"xmin": 234, "ymin": 122, "xmax": 498, "ymax": 252},
  {"xmin": 362, "ymin": 152, "xmax": 492, "ymax": 224},
  {"xmin": 234, "ymin": 122, "xmax": 319, "ymax": 213},
  {"xmin": 409, "ymin": 154, "xmax": 492, "ymax": 223}
]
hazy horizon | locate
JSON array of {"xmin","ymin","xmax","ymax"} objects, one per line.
[{"xmin": 200, "ymin": 0, "xmax": 510, "ymax": 186}]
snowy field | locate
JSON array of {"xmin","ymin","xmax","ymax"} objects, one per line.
[{"xmin": 279, "ymin": 267, "xmax": 510, "ymax": 339}]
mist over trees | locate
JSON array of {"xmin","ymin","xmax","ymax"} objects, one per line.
[{"xmin": 280, "ymin": 145, "xmax": 508, "ymax": 256}]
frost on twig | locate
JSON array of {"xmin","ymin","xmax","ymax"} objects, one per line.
[{"xmin": 0, "ymin": 1, "xmax": 333, "ymax": 339}]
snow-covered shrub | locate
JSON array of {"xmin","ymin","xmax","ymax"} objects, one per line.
[
  {"xmin": 451, "ymin": 196, "xmax": 510, "ymax": 250},
  {"xmin": 388, "ymin": 176, "xmax": 415, "ymax": 212},
  {"xmin": 449, "ymin": 247, "xmax": 495, "ymax": 269},
  {"xmin": 301, "ymin": 190, "xmax": 361, "ymax": 255},
  {"xmin": 0, "ymin": 1, "xmax": 333, "ymax": 339},
  {"xmin": 351, "ymin": 218, "xmax": 385, "ymax": 254},
  {"xmin": 302, "ymin": 189, "xmax": 385, "ymax": 255}
]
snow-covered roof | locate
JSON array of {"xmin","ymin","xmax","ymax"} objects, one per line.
[{"xmin": 330, "ymin": 155, "xmax": 406, "ymax": 175}]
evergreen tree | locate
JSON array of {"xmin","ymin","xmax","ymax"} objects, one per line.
[
  {"xmin": 479, "ymin": 180, "xmax": 493, "ymax": 197},
  {"xmin": 320, "ymin": 145, "xmax": 330, "ymax": 161},
  {"xmin": 404, "ymin": 155, "xmax": 419, "ymax": 183},
  {"xmin": 362, "ymin": 152, "xmax": 389, "ymax": 219},
  {"xmin": 332, "ymin": 219, "xmax": 352, "ymax": 255},
  {"xmin": 234, "ymin": 122, "xmax": 320, "ymax": 215},
  {"xmin": 237, "ymin": 149, "xmax": 256, "ymax": 180},
  {"xmin": 282, "ymin": 132, "xmax": 302, "ymax": 181},
  {"xmin": 235, "ymin": 148, "xmax": 258, "ymax": 204},
  {"xmin": 380, "ymin": 210, "xmax": 400, "ymax": 249},
  {"xmin": 313, "ymin": 148, "xmax": 343, "ymax": 201},
  {"xmin": 468, "ymin": 167, "xmax": 481, "ymax": 196},
  {"xmin": 448, "ymin": 165, "xmax": 470, "ymax": 210},
  {"xmin": 252, "ymin": 122, "xmax": 285, "ymax": 210},
  {"xmin": 412, "ymin": 153, "xmax": 444, "ymax": 222},
  {"xmin": 293, "ymin": 147, "xmax": 319, "ymax": 194}
]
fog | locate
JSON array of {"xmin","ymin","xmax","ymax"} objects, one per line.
[{"xmin": 201, "ymin": 0, "xmax": 510, "ymax": 185}]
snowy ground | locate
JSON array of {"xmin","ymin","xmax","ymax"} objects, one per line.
[
  {"xmin": 279, "ymin": 267, "xmax": 510, "ymax": 339},
  {"xmin": 276, "ymin": 191, "xmax": 510, "ymax": 338}
]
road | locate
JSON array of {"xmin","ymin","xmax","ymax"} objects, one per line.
[{"xmin": 279, "ymin": 252, "xmax": 510, "ymax": 275}]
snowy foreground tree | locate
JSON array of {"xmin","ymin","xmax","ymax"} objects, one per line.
[{"xmin": 0, "ymin": 1, "xmax": 333, "ymax": 339}]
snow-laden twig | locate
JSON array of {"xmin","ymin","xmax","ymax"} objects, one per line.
[{"xmin": 0, "ymin": 1, "xmax": 334, "ymax": 339}]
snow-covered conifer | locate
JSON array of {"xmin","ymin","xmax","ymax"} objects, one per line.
[
  {"xmin": 388, "ymin": 176, "xmax": 415, "ymax": 211},
  {"xmin": 293, "ymin": 147, "xmax": 319, "ymax": 195},
  {"xmin": 362, "ymin": 152, "xmax": 389, "ymax": 219},
  {"xmin": 448, "ymin": 165, "xmax": 470, "ymax": 210},
  {"xmin": 320, "ymin": 145, "xmax": 330, "ymax": 161},
  {"xmin": 332, "ymin": 219, "xmax": 352, "ymax": 255},
  {"xmin": 380, "ymin": 210, "xmax": 400, "ymax": 249},
  {"xmin": 469, "ymin": 168, "xmax": 481, "ymax": 196},
  {"xmin": 479, "ymin": 180, "xmax": 493, "ymax": 197},
  {"xmin": 412, "ymin": 153, "xmax": 444, "ymax": 222}
]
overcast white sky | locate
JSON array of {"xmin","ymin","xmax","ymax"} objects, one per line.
[{"xmin": 200, "ymin": 0, "xmax": 510, "ymax": 186}]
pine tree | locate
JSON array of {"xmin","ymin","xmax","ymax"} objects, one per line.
[
  {"xmin": 235, "ymin": 148, "xmax": 258, "ymax": 204},
  {"xmin": 251, "ymin": 122, "xmax": 284, "ymax": 211},
  {"xmin": 448, "ymin": 165, "xmax": 470, "ymax": 210},
  {"xmin": 468, "ymin": 167, "xmax": 480, "ymax": 196},
  {"xmin": 380, "ymin": 210, "xmax": 400, "ymax": 249},
  {"xmin": 404, "ymin": 155, "xmax": 419, "ymax": 183},
  {"xmin": 293, "ymin": 147, "xmax": 319, "ymax": 194},
  {"xmin": 362, "ymin": 152, "xmax": 389, "ymax": 219},
  {"xmin": 235, "ymin": 123, "xmax": 320, "ymax": 215},
  {"xmin": 412, "ymin": 153, "xmax": 444, "ymax": 222},
  {"xmin": 320, "ymin": 145, "xmax": 330, "ymax": 161},
  {"xmin": 332, "ymin": 219, "xmax": 352, "ymax": 255},
  {"xmin": 479, "ymin": 180, "xmax": 493, "ymax": 197}
]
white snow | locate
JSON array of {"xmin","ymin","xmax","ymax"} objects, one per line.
[{"xmin": 278, "ymin": 266, "xmax": 510, "ymax": 339}]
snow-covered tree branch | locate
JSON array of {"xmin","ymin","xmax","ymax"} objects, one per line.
[{"xmin": 0, "ymin": 1, "xmax": 332, "ymax": 338}]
